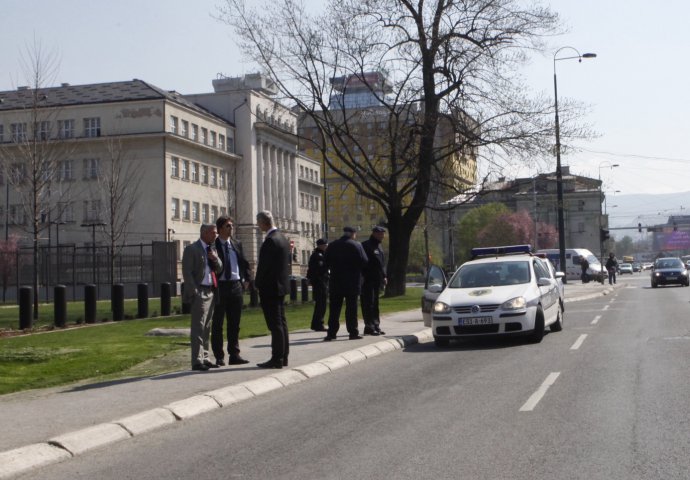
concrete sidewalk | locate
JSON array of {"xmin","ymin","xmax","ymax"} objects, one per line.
[{"xmin": 0, "ymin": 281, "xmax": 619, "ymax": 478}]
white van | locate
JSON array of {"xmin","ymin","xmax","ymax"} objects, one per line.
[{"xmin": 537, "ymin": 248, "xmax": 604, "ymax": 282}]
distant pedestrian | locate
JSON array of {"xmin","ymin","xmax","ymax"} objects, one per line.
[
  {"xmin": 580, "ymin": 256, "xmax": 590, "ymax": 283},
  {"xmin": 323, "ymin": 226, "xmax": 368, "ymax": 341},
  {"xmin": 361, "ymin": 226, "xmax": 388, "ymax": 335},
  {"xmin": 254, "ymin": 211, "xmax": 291, "ymax": 369},
  {"xmin": 182, "ymin": 223, "xmax": 223, "ymax": 371},
  {"xmin": 606, "ymin": 252, "xmax": 618, "ymax": 285},
  {"xmin": 307, "ymin": 238, "xmax": 329, "ymax": 331},
  {"xmin": 211, "ymin": 216, "xmax": 252, "ymax": 366}
]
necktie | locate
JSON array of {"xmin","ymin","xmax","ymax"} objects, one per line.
[
  {"xmin": 225, "ymin": 242, "xmax": 232, "ymax": 280},
  {"xmin": 207, "ymin": 246, "xmax": 218, "ymax": 288}
]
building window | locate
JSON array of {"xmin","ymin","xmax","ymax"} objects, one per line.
[
  {"xmin": 227, "ymin": 136, "xmax": 235, "ymax": 153},
  {"xmin": 191, "ymin": 124, "xmax": 198, "ymax": 141},
  {"xmin": 192, "ymin": 202, "xmax": 200, "ymax": 222},
  {"xmin": 202, "ymin": 203, "xmax": 209, "ymax": 223},
  {"xmin": 171, "ymin": 156, "xmax": 179, "ymax": 177},
  {"xmin": 211, "ymin": 205, "xmax": 218, "ymax": 221},
  {"xmin": 57, "ymin": 160, "xmax": 74, "ymax": 181},
  {"xmin": 210, "ymin": 168, "xmax": 217, "ymax": 187},
  {"xmin": 210, "ymin": 131, "xmax": 216, "ymax": 147},
  {"xmin": 182, "ymin": 200, "xmax": 190, "ymax": 220},
  {"xmin": 83, "ymin": 117, "xmax": 101, "ymax": 137},
  {"xmin": 181, "ymin": 160, "xmax": 189, "ymax": 180},
  {"xmin": 218, "ymin": 135, "xmax": 225, "ymax": 151},
  {"xmin": 9, "ymin": 163, "xmax": 26, "ymax": 183},
  {"xmin": 220, "ymin": 206, "xmax": 227, "ymax": 216},
  {"xmin": 9, "ymin": 205, "xmax": 26, "ymax": 225},
  {"xmin": 219, "ymin": 170, "xmax": 226, "ymax": 188},
  {"xmin": 83, "ymin": 199, "xmax": 102, "ymax": 222},
  {"xmin": 171, "ymin": 198, "xmax": 179, "ymax": 219},
  {"xmin": 83, "ymin": 158, "xmax": 100, "ymax": 179},
  {"xmin": 201, "ymin": 128, "xmax": 208, "ymax": 145},
  {"xmin": 191, "ymin": 162, "xmax": 199, "ymax": 183},
  {"xmin": 58, "ymin": 119, "xmax": 75, "ymax": 139},
  {"xmin": 169, "ymin": 115, "xmax": 178, "ymax": 134},
  {"xmin": 10, "ymin": 123, "xmax": 27, "ymax": 142},
  {"xmin": 57, "ymin": 202, "xmax": 75, "ymax": 222},
  {"xmin": 180, "ymin": 120, "xmax": 188, "ymax": 137},
  {"xmin": 38, "ymin": 121, "xmax": 51, "ymax": 140},
  {"xmin": 201, "ymin": 165, "xmax": 208, "ymax": 185}
]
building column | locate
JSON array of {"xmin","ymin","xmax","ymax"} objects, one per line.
[{"xmin": 256, "ymin": 140, "xmax": 264, "ymax": 212}]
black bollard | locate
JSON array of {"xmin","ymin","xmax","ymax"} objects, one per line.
[
  {"xmin": 19, "ymin": 286, "xmax": 33, "ymax": 330},
  {"xmin": 181, "ymin": 283, "xmax": 191, "ymax": 314},
  {"xmin": 249, "ymin": 283, "xmax": 258, "ymax": 307},
  {"xmin": 160, "ymin": 282, "xmax": 171, "ymax": 316},
  {"xmin": 84, "ymin": 284, "xmax": 97, "ymax": 324},
  {"xmin": 54, "ymin": 285, "xmax": 67, "ymax": 328},
  {"xmin": 301, "ymin": 278, "xmax": 309, "ymax": 303},
  {"xmin": 290, "ymin": 278, "xmax": 297, "ymax": 302},
  {"xmin": 137, "ymin": 283, "xmax": 149, "ymax": 319},
  {"xmin": 112, "ymin": 284, "xmax": 124, "ymax": 321}
]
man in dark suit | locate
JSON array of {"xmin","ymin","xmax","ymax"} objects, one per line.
[
  {"xmin": 307, "ymin": 238, "xmax": 329, "ymax": 331},
  {"xmin": 324, "ymin": 226, "xmax": 368, "ymax": 341},
  {"xmin": 254, "ymin": 210, "xmax": 291, "ymax": 369},
  {"xmin": 182, "ymin": 223, "xmax": 223, "ymax": 371},
  {"xmin": 361, "ymin": 226, "xmax": 388, "ymax": 335},
  {"xmin": 211, "ymin": 216, "xmax": 252, "ymax": 366}
]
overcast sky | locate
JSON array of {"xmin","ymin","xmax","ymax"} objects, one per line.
[{"xmin": 3, "ymin": 0, "xmax": 689, "ymax": 214}]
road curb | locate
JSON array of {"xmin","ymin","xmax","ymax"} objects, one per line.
[{"xmin": 0, "ymin": 329, "xmax": 430, "ymax": 479}]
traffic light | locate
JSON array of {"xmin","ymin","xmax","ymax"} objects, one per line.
[
  {"xmin": 600, "ymin": 228, "xmax": 610, "ymax": 242},
  {"xmin": 638, "ymin": 223, "xmax": 642, "ymax": 233}
]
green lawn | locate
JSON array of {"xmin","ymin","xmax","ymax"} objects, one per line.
[{"xmin": 0, "ymin": 288, "xmax": 422, "ymax": 395}]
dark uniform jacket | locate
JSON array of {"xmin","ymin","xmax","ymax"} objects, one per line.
[
  {"xmin": 361, "ymin": 236, "xmax": 386, "ymax": 286},
  {"xmin": 324, "ymin": 235, "xmax": 368, "ymax": 296},
  {"xmin": 307, "ymin": 249, "xmax": 329, "ymax": 286}
]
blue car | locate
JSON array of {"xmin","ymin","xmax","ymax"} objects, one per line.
[{"xmin": 651, "ymin": 257, "xmax": 689, "ymax": 288}]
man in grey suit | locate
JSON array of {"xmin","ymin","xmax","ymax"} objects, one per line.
[{"xmin": 182, "ymin": 223, "xmax": 223, "ymax": 371}]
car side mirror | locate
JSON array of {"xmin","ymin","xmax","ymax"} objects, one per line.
[
  {"xmin": 537, "ymin": 277, "xmax": 553, "ymax": 287},
  {"xmin": 428, "ymin": 284, "xmax": 444, "ymax": 293},
  {"xmin": 554, "ymin": 271, "xmax": 565, "ymax": 279}
]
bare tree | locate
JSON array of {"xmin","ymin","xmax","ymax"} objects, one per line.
[
  {"xmin": 93, "ymin": 137, "xmax": 143, "ymax": 286},
  {"xmin": 0, "ymin": 235, "xmax": 19, "ymax": 303},
  {"xmin": 219, "ymin": 0, "xmax": 589, "ymax": 295},
  {"xmin": 0, "ymin": 41, "xmax": 74, "ymax": 317}
]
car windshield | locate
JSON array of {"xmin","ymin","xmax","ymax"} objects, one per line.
[
  {"xmin": 655, "ymin": 259, "xmax": 683, "ymax": 269},
  {"xmin": 449, "ymin": 261, "xmax": 530, "ymax": 288}
]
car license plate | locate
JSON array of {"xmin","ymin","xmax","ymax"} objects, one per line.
[{"xmin": 460, "ymin": 316, "xmax": 493, "ymax": 326}]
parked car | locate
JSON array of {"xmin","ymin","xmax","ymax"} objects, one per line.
[
  {"xmin": 422, "ymin": 245, "xmax": 565, "ymax": 346},
  {"xmin": 619, "ymin": 263, "xmax": 634, "ymax": 274},
  {"xmin": 651, "ymin": 257, "xmax": 689, "ymax": 288},
  {"xmin": 642, "ymin": 262, "xmax": 653, "ymax": 271},
  {"xmin": 632, "ymin": 263, "xmax": 641, "ymax": 272}
]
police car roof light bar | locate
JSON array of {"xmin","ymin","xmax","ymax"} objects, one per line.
[{"xmin": 471, "ymin": 245, "xmax": 532, "ymax": 259}]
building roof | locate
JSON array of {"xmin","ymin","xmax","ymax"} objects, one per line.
[{"xmin": 0, "ymin": 79, "xmax": 230, "ymax": 124}]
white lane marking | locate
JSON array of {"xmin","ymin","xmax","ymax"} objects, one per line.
[
  {"xmin": 602, "ymin": 305, "xmax": 610, "ymax": 311},
  {"xmin": 570, "ymin": 334, "xmax": 588, "ymax": 350},
  {"xmin": 591, "ymin": 315, "xmax": 601, "ymax": 325},
  {"xmin": 519, "ymin": 372, "xmax": 561, "ymax": 412}
]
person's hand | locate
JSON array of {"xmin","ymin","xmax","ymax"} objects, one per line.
[{"xmin": 207, "ymin": 248, "xmax": 219, "ymax": 263}]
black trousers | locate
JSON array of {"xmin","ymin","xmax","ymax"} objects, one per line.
[
  {"xmin": 310, "ymin": 280, "xmax": 328, "ymax": 329},
  {"xmin": 259, "ymin": 294, "xmax": 289, "ymax": 362},
  {"xmin": 327, "ymin": 290, "xmax": 359, "ymax": 337},
  {"xmin": 360, "ymin": 280, "xmax": 381, "ymax": 331},
  {"xmin": 211, "ymin": 281, "xmax": 244, "ymax": 361}
]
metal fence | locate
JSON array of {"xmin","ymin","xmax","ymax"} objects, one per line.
[{"xmin": 0, "ymin": 241, "xmax": 178, "ymax": 302}]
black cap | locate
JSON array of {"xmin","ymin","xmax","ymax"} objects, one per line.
[
  {"xmin": 316, "ymin": 238, "xmax": 327, "ymax": 246},
  {"xmin": 372, "ymin": 226, "xmax": 386, "ymax": 233},
  {"xmin": 343, "ymin": 226, "xmax": 356, "ymax": 233}
]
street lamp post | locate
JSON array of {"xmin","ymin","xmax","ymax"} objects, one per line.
[
  {"xmin": 554, "ymin": 47, "xmax": 596, "ymax": 282},
  {"xmin": 81, "ymin": 222, "xmax": 105, "ymax": 285}
]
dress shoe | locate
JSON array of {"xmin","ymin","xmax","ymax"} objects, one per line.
[
  {"xmin": 192, "ymin": 363, "xmax": 210, "ymax": 371},
  {"xmin": 283, "ymin": 358, "xmax": 288, "ymax": 367},
  {"xmin": 376, "ymin": 329, "xmax": 386, "ymax": 335},
  {"xmin": 312, "ymin": 326, "xmax": 326, "ymax": 332},
  {"xmin": 257, "ymin": 360, "xmax": 283, "ymax": 369},
  {"xmin": 323, "ymin": 335, "xmax": 336, "ymax": 342},
  {"xmin": 229, "ymin": 357, "xmax": 250, "ymax": 365},
  {"xmin": 349, "ymin": 335, "xmax": 363, "ymax": 340},
  {"xmin": 203, "ymin": 360, "xmax": 220, "ymax": 369},
  {"xmin": 215, "ymin": 359, "xmax": 226, "ymax": 367},
  {"xmin": 363, "ymin": 329, "xmax": 380, "ymax": 336}
]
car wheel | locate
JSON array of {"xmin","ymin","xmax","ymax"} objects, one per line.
[
  {"xmin": 550, "ymin": 303, "xmax": 564, "ymax": 332},
  {"xmin": 434, "ymin": 336, "xmax": 450, "ymax": 347},
  {"xmin": 529, "ymin": 307, "xmax": 545, "ymax": 343},
  {"xmin": 651, "ymin": 282, "xmax": 657, "ymax": 288}
]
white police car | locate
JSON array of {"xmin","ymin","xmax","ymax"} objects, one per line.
[{"xmin": 422, "ymin": 245, "xmax": 565, "ymax": 346}]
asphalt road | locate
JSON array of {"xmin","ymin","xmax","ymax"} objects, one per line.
[{"xmin": 13, "ymin": 274, "xmax": 690, "ymax": 479}]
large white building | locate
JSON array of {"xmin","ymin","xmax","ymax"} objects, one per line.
[{"xmin": 0, "ymin": 74, "xmax": 322, "ymax": 281}]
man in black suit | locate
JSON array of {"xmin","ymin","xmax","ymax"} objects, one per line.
[
  {"xmin": 211, "ymin": 216, "xmax": 252, "ymax": 366},
  {"xmin": 361, "ymin": 226, "xmax": 388, "ymax": 335},
  {"xmin": 324, "ymin": 226, "xmax": 368, "ymax": 341},
  {"xmin": 307, "ymin": 238, "xmax": 329, "ymax": 331},
  {"xmin": 254, "ymin": 210, "xmax": 291, "ymax": 369}
]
